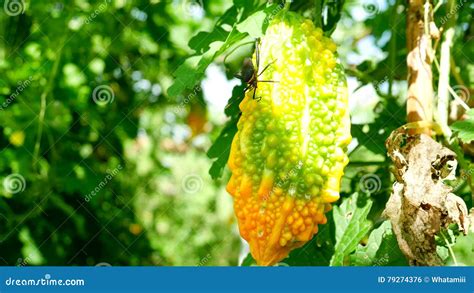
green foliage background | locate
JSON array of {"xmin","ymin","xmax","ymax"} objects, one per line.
[{"xmin": 0, "ymin": 0, "xmax": 472, "ymax": 266}]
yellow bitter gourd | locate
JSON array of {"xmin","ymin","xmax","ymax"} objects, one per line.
[{"xmin": 226, "ymin": 11, "xmax": 351, "ymax": 266}]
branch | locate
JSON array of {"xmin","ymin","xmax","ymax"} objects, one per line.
[
  {"xmin": 436, "ymin": 0, "xmax": 456, "ymax": 138},
  {"xmin": 388, "ymin": 0, "xmax": 400, "ymax": 97},
  {"xmin": 406, "ymin": 0, "xmax": 435, "ymax": 134}
]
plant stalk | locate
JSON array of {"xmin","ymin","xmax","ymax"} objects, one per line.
[
  {"xmin": 406, "ymin": 0, "xmax": 435, "ymax": 135},
  {"xmin": 436, "ymin": 0, "xmax": 456, "ymax": 138}
]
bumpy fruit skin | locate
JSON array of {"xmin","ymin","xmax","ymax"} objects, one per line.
[{"xmin": 226, "ymin": 12, "xmax": 351, "ymax": 266}]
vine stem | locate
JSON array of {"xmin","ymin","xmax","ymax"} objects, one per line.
[
  {"xmin": 406, "ymin": 0, "xmax": 435, "ymax": 135},
  {"xmin": 33, "ymin": 39, "xmax": 64, "ymax": 169},
  {"xmin": 450, "ymin": 56, "xmax": 467, "ymax": 88},
  {"xmin": 440, "ymin": 230, "xmax": 458, "ymax": 266},
  {"xmin": 433, "ymin": 57, "xmax": 470, "ymax": 111},
  {"xmin": 436, "ymin": 0, "xmax": 456, "ymax": 138},
  {"xmin": 388, "ymin": 0, "xmax": 399, "ymax": 97}
]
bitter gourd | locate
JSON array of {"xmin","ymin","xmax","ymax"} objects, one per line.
[{"xmin": 226, "ymin": 11, "xmax": 351, "ymax": 266}]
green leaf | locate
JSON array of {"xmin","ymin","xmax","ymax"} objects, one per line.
[
  {"xmin": 224, "ymin": 84, "xmax": 246, "ymax": 117},
  {"xmin": 188, "ymin": 7, "xmax": 239, "ymax": 54},
  {"xmin": 167, "ymin": 42, "xmax": 223, "ymax": 97},
  {"xmin": 236, "ymin": 11, "xmax": 268, "ymax": 39},
  {"xmin": 446, "ymin": 232, "xmax": 474, "ymax": 266},
  {"xmin": 233, "ymin": 0, "xmax": 262, "ymax": 18},
  {"xmin": 188, "ymin": 28, "xmax": 229, "ymax": 55},
  {"xmin": 451, "ymin": 109, "xmax": 474, "ymax": 143},
  {"xmin": 322, "ymin": 0, "xmax": 345, "ymax": 36},
  {"xmin": 169, "ymin": 2, "xmax": 282, "ymax": 99},
  {"xmin": 168, "ymin": 29, "xmax": 247, "ymax": 98},
  {"xmin": 240, "ymin": 253, "xmax": 256, "ymax": 266},
  {"xmin": 233, "ymin": 0, "xmax": 253, "ymax": 9},
  {"xmin": 207, "ymin": 83, "xmax": 245, "ymax": 180},
  {"xmin": 330, "ymin": 193, "xmax": 373, "ymax": 266},
  {"xmin": 351, "ymin": 221, "xmax": 408, "ymax": 266},
  {"xmin": 236, "ymin": 4, "xmax": 282, "ymax": 39},
  {"xmin": 207, "ymin": 121, "xmax": 237, "ymax": 179}
]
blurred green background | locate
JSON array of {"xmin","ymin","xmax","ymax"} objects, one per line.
[
  {"xmin": 0, "ymin": 0, "xmax": 243, "ymax": 266},
  {"xmin": 0, "ymin": 0, "xmax": 472, "ymax": 266}
]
